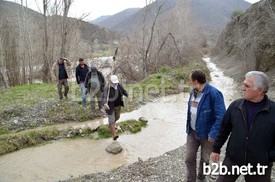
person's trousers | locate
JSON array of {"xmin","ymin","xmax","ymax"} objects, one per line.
[
  {"xmin": 79, "ymin": 82, "xmax": 86, "ymax": 106},
  {"xmin": 216, "ymin": 155, "xmax": 273, "ymax": 182},
  {"xmin": 58, "ymin": 79, "xmax": 69, "ymax": 99},
  {"xmin": 108, "ymin": 106, "xmax": 121, "ymax": 125},
  {"xmin": 90, "ymin": 90, "xmax": 103, "ymax": 110},
  {"xmin": 185, "ymin": 129, "xmax": 213, "ymax": 182}
]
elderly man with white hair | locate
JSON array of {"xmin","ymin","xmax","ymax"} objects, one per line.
[{"xmin": 211, "ymin": 71, "xmax": 275, "ymax": 182}]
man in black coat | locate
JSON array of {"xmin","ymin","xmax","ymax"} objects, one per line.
[
  {"xmin": 211, "ymin": 71, "xmax": 275, "ymax": 182},
  {"xmin": 102, "ymin": 75, "xmax": 130, "ymax": 140}
]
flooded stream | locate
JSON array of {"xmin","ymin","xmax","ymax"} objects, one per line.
[{"xmin": 0, "ymin": 58, "xmax": 240, "ymax": 182}]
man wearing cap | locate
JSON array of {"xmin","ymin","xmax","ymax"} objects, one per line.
[
  {"xmin": 75, "ymin": 58, "xmax": 89, "ymax": 106},
  {"xmin": 51, "ymin": 57, "xmax": 72, "ymax": 100},
  {"xmin": 84, "ymin": 66, "xmax": 105, "ymax": 111},
  {"xmin": 103, "ymin": 75, "xmax": 130, "ymax": 140}
]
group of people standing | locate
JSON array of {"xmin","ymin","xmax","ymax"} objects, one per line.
[
  {"xmin": 51, "ymin": 57, "xmax": 130, "ymax": 140},
  {"xmin": 186, "ymin": 69, "xmax": 275, "ymax": 182}
]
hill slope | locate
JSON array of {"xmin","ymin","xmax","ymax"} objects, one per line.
[
  {"xmin": 213, "ymin": 0, "xmax": 275, "ymax": 78},
  {"xmin": 97, "ymin": 0, "xmax": 251, "ymax": 43},
  {"xmin": 0, "ymin": 0, "xmax": 119, "ymax": 45},
  {"xmin": 211, "ymin": 0, "xmax": 275, "ymax": 97},
  {"xmin": 91, "ymin": 15, "xmax": 111, "ymax": 24},
  {"xmin": 93, "ymin": 8, "xmax": 140, "ymax": 29}
]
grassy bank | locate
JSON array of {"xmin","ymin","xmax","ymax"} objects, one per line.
[
  {"xmin": 124, "ymin": 60, "xmax": 209, "ymax": 112},
  {"xmin": 0, "ymin": 119, "xmax": 147, "ymax": 156},
  {"xmin": 0, "ymin": 83, "xmax": 56, "ymax": 111},
  {"xmin": 0, "ymin": 59, "xmax": 209, "ymax": 115}
]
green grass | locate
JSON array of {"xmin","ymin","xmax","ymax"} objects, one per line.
[
  {"xmin": 94, "ymin": 119, "xmax": 148, "ymax": 139},
  {"xmin": 91, "ymin": 44, "xmax": 118, "ymax": 58},
  {"xmin": 96, "ymin": 125, "xmax": 113, "ymax": 139},
  {"xmin": 0, "ymin": 127, "xmax": 60, "ymax": 156},
  {"xmin": 0, "ymin": 83, "xmax": 56, "ymax": 110},
  {"xmin": 0, "ymin": 127, "xmax": 9, "ymax": 135},
  {"xmin": 122, "ymin": 59, "xmax": 209, "ymax": 112},
  {"xmin": 119, "ymin": 119, "xmax": 147, "ymax": 133},
  {"xmin": 0, "ymin": 59, "xmax": 209, "ymax": 113},
  {"xmin": 0, "ymin": 119, "xmax": 147, "ymax": 155}
]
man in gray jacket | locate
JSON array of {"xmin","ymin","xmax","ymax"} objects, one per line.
[
  {"xmin": 51, "ymin": 57, "xmax": 72, "ymax": 100},
  {"xmin": 85, "ymin": 66, "xmax": 105, "ymax": 111}
]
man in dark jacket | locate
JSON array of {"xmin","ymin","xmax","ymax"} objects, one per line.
[
  {"xmin": 75, "ymin": 58, "xmax": 89, "ymax": 106},
  {"xmin": 84, "ymin": 66, "xmax": 105, "ymax": 111},
  {"xmin": 211, "ymin": 71, "xmax": 275, "ymax": 182},
  {"xmin": 102, "ymin": 75, "xmax": 130, "ymax": 140}
]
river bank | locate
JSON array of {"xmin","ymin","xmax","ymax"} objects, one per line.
[
  {"xmin": 62, "ymin": 145, "xmax": 188, "ymax": 182},
  {"xmin": 62, "ymin": 145, "xmax": 275, "ymax": 182}
]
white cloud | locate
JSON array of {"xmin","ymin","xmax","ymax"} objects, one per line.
[{"xmin": 245, "ymin": 0, "xmax": 260, "ymax": 4}]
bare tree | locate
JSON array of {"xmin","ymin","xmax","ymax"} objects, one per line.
[
  {"xmin": 117, "ymin": 0, "xmax": 202, "ymax": 81},
  {"xmin": 42, "ymin": 0, "xmax": 52, "ymax": 82},
  {"xmin": 60, "ymin": 0, "xmax": 73, "ymax": 57},
  {"xmin": 142, "ymin": 1, "xmax": 163, "ymax": 77},
  {"xmin": 2, "ymin": 21, "xmax": 20, "ymax": 86},
  {"xmin": 19, "ymin": 0, "xmax": 34, "ymax": 84}
]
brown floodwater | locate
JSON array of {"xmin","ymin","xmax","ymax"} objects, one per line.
[{"xmin": 0, "ymin": 57, "xmax": 240, "ymax": 182}]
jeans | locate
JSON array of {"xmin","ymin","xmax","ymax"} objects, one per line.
[
  {"xmin": 58, "ymin": 79, "xmax": 69, "ymax": 99},
  {"xmin": 79, "ymin": 82, "xmax": 86, "ymax": 106},
  {"xmin": 185, "ymin": 129, "xmax": 213, "ymax": 182},
  {"xmin": 216, "ymin": 156, "xmax": 272, "ymax": 182}
]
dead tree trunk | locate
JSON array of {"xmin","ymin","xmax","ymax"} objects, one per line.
[
  {"xmin": 60, "ymin": 0, "xmax": 73, "ymax": 57},
  {"xmin": 42, "ymin": 0, "xmax": 51, "ymax": 83},
  {"xmin": 20, "ymin": 0, "xmax": 34, "ymax": 84},
  {"xmin": 142, "ymin": 1, "xmax": 163, "ymax": 78}
]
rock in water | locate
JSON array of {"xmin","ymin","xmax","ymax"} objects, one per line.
[
  {"xmin": 105, "ymin": 141, "xmax": 123, "ymax": 154},
  {"xmin": 138, "ymin": 117, "xmax": 148, "ymax": 123}
]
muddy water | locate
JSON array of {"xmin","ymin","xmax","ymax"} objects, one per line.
[
  {"xmin": 0, "ymin": 58, "xmax": 240, "ymax": 182},
  {"xmin": 203, "ymin": 57, "xmax": 240, "ymax": 105}
]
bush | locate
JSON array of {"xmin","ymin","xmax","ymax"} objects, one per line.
[{"xmin": 231, "ymin": 9, "xmax": 243, "ymax": 19}]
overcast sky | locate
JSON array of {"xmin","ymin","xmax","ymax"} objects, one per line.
[
  {"xmin": 245, "ymin": 0, "xmax": 260, "ymax": 3},
  {"xmin": 9, "ymin": 0, "xmax": 147, "ymax": 20},
  {"xmin": 8, "ymin": 0, "xmax": 260, "ymax": 21}
]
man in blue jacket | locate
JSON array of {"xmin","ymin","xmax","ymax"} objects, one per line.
[
  {"xmin": 185, "ymin": 69, "xmax": 226, "ymax": 182},
  {"xmin": 211, "ymin": 71, "xmax": 275, "ymax": 182}
]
